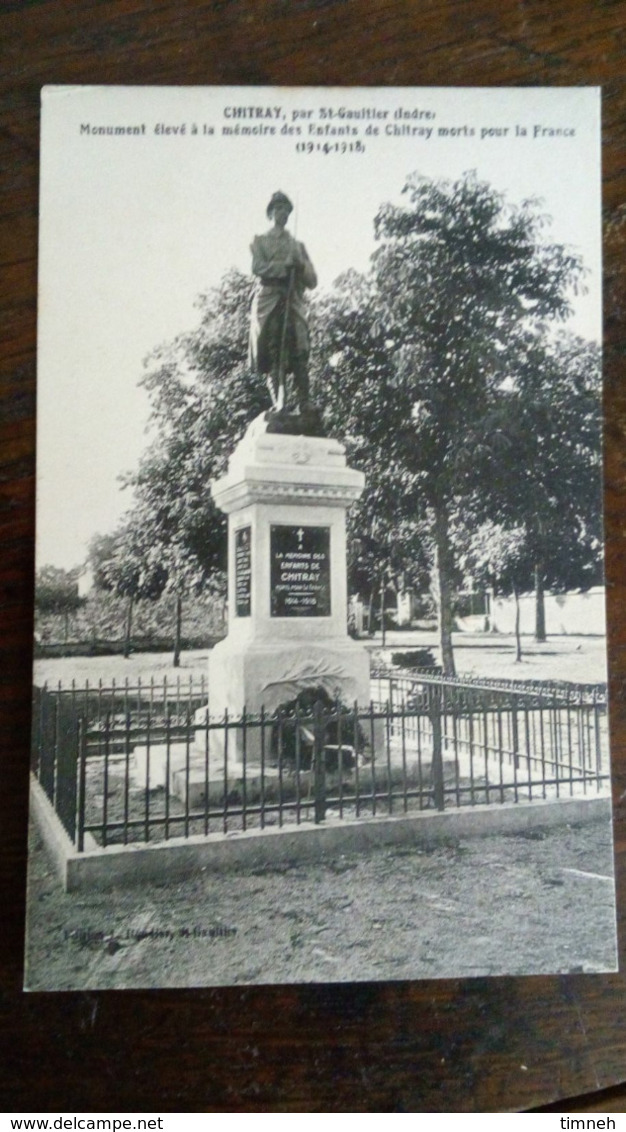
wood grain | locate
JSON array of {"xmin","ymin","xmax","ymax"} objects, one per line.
[{"xmin": 1, "ymin": 0, "xmax": 626, "ymax": 1113}]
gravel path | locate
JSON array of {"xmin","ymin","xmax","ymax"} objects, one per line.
[{"xmin": 24, "ymin": 817, "xmax": 617, "ymax": 991}]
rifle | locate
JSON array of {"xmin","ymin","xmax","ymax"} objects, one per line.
[{"xmin": 276, "ymin": 260, "xmax": 296, "ymax": 412}]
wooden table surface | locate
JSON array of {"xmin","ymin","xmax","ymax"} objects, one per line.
[{"xmin": 1, "ymin": 0, "xmax": 625, "ymax": 1113}]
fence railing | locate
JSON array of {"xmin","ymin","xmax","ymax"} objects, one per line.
[
  {"xmin": 370, "ymin": 665, "xmax": 607, "ymax": 705},
  {"xmin": 31, "ymin": 672, "xmax": 610, "ymax": 852},
  {"xmin": 35, "ymin": 674, "xmax": 209, "ymax": 727}
]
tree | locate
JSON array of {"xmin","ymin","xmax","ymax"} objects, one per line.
[
  {"xmin": 346, "ymin": 492, "xmax": 431, "ymax": 637},
  {"xmin": 148, "ymin": 537, "xmax": 224, "ymax": 667},
  {"xmin": 122, "ymin": 270, "xmax": 260, "ymax": 594},
  {"xmin": 88, "ymin": 522, "xmax": 167, "ymax": 658},
  {"xmin": 35, "ymin": 565, "xmax": 83, "ymax": 643},
  {"xmin": 103, "ymin": 268, "xmax": 274, "ymax": 663},
  {"xmin": 458, "ymin": 521, "xmax": 531, "ymax": 663},
  {"xmin": 116, "ymin": 271, "xmax": 262, "ymax": 661},
  {"xmin": 471, "ymin": 333, "xmax": 603, "ymax": 640},
  {"xmin": 316, "ymin": 173, "xmax": 585, "ymax": 673},
  {"xmin": 313, "ymin": 269, "xmax": 431, "ymax": 635}
]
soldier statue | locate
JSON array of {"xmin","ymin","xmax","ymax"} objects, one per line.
[{"xmin": 249, "ymin": 191, "xmax": 320, "ymax": 427}]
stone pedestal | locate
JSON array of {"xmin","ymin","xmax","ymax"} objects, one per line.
[{"xmin": 205, "ymin": 413, "xmax": 370, "ymax": 762}]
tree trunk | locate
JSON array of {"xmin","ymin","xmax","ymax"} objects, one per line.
[
  {"xmin": 432, "ymin": 504, "xmax": 456, "ymax": 677},
  {"xmin": 534, "ymin": 561, "xmax": 546, "ymax": 642},
  {"xmin": 123, "ymin": 594, "xmax": 134, "ymax": 659},
  {"xmin": 173, "ymin": 593, "xmax": 183, "ymax": 668},
  {"xmin": 513, "ymin": 583, "xmax": 522, "ymax": 662},
  {"xmin": 380, "ymin": 574, "xmax": 386, "ymax": 649},
  {"xmin": 367, "ymin": 588, "xmax": 375, "ymax": 637}
]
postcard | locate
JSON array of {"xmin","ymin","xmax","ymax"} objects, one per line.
[{"xmin": 26, "ymin": 85, "xmax": 616, "ymax": 990}]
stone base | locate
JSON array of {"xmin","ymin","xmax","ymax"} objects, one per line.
[
  {"xmin": 208, "ymin": 634, "xmax": 371, "ymax": 715},
  {"xmin": 132, "ymin": 743, "xmax": 237, "ymax": 796},
  {"xmin": 208, "ymin": 411, "xmax": 370, "ymax": 765},
  {"xmin": 203, "ymin": 635, "xmax": 371, "ymax": 763},
  {"xmin": 130, "ymin": 742, "xmax": 278, "ymax": 808},
  {"xmin": 170, "ymin": 761, "xmax": 276, "ymax": 809},
  {"xmin": 263, "ymin": 405, "xmax": 325, "ymax": 437}
]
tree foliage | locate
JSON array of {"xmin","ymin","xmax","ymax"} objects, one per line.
[
  {"xmin": 460, "ymin": 331, "xmax": 603, "ymax": 640},
  {"xmin": 479, "ymin": 333, "xmax": 602, "ymax": 587},
  {"xmin": 123, "ymin": 270, "xmax": 261, "ymax": 585},
  {"xmin": 88, "ymin": 521, "xmax": 168, "ymax": 657},
  {"xmin": 314, "ymin": 172, "xmax": 588, "ymax": 671},
  {"xmin": 313, "ymin": 269, "xmax": 431, "ymax": 613},
  {"xmin": 35, "ymin": 565, "xmax": 83, "ymax": 643},
  {"xmin": 35, "ymin": 565, "xmax": 82, "ymax": 615}
]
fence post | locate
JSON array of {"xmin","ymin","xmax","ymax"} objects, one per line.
[
  {"xmin": 76, "ymin": 717, "xmax": 87, "ymax": 853},
  {"xmin": 511, "ymin": 698, "xmax": 520, "ymax": 770},
  {"xmin": 593, "ymin": 687, "xmax": 602, "ymax": 789},
  {"xmin": 31, "ymin": 687, "xmax": 40, "ymax": 776},
  {"xmin": 52, "ymin": 691, "xmax": 60, "ymax": 807},
  {"xmin": 429, "ymin": 685, "xmax": 445, "ymax": 812},
  {"xmin": 313, "ymin": 699, "xmax": 326, "ymax": 824}
]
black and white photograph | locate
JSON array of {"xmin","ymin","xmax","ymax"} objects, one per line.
[{"xmin": 25, "ymin": 84, "xmax": 616, "ymax": 991}]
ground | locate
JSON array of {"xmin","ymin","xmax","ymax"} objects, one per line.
[
  {"xmin": 24, "ymin": 816, "xmax": 617, "ymax": 991},
  {"xmin": 33, "ymin": 630, "xmax": 608, "ymax": 689}
]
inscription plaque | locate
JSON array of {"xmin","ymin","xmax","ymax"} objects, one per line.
[
  {"xmin": 270, "ymin": 525, "xmax": 331, "ymax": 617},
  {"xmin": 235, "ymin": 526, "xmax": 252, "ymax": 617}
]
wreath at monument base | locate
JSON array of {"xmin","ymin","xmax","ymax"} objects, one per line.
[{"xmin": 270, "ymin": 686, "xmax": 366, "ymax": 772}]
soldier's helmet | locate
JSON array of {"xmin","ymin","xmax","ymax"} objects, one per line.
[{"xmin": 267, "ymin": 191, "xmax": 293, "ymax": 218}]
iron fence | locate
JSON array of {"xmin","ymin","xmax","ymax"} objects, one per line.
[
  {"xmin": 31, "ymin": 672, "xmax": 610, "ymax": 852},
  {"xmin": 370, "ymin": 666, "xmax": 606, "ymax": 705}
]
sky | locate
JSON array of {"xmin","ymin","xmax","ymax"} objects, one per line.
[{"xmin": 36, "ymin": 85, "xmax": 601, "ymax": 570}]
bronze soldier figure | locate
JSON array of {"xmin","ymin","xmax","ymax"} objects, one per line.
[{"xmin": 249, "ymin": 191, "xmax": 317, "ymax": 415}]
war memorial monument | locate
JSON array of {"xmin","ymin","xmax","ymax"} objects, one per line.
[{"xmin": 205, "ymin": 192, "xmax": 371, "ymax": 760}]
